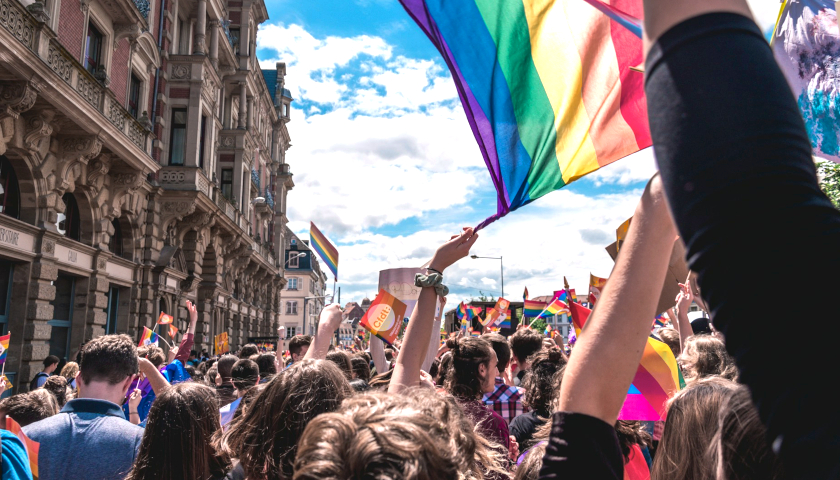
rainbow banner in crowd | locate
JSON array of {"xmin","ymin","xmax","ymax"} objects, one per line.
[
  {"xmin": 397, "ymin": 0, "xmax": 650, "ymax": 228},
  {"xmin": 0, "ymin": 333, "xmax": 10, "ymax": 365},
  {"xmin": 310, "ymin": 222, "xmax": 339, "ymax": 280},
  {"xmin": 5, "ymin": 417, "xmax": 40, "ymax": 477},
  {"xmin": 456, "ymin": 302, "xmax": 467, "ymax": 320},
  {"xmin": 523, "ymin": 300, "xmax": 547, "ymax": 317},
  {"xmin": 138, "ymin": 327, "xmax": 159, "ymax": 347},
  {"xmin": 495, "ymin": 311, "xmax": 512, "ymax": 329},
  {"xmin": 619, "ymin": 337, "xmax": 683, "ymax": 421},
  {"xmin": 580, "ymin": 0, "xmax": 642, "ymax": 38},
  {"xmin": 465, "ymin": 305, "xmax": 483, "ymax": 318}
]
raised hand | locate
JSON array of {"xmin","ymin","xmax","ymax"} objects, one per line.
[{"xmin": 428, "ymin": 227, "xmax": 479, "ymax": 273}]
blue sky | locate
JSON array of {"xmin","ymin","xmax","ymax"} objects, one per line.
[{"xmin": 257, "ymin": 0, "xmax": 780, "ymax": 305}]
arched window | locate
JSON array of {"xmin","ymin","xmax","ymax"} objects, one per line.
[
  {"xmin": 58, "ymin": 193, "xmax": 81, "ymax": 241},
  {"xmin": 109, "ymin": 218, "xmax": 123, "ymax": 256},
  {"xmin": 0, "ymin": 156, "xmax": 21, "ymax": 219}
]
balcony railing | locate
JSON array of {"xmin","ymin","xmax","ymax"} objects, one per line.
[
  {"xmin": 251, "ymin": 167, "xmax": 260, "ymax": 190},
  {"xmin": 133, "ymin": 0, "xmax": 150, "ymax": 20},
  {"xmin": 265, "ymin": 189, "xmax": 275, "ymax": 209}
]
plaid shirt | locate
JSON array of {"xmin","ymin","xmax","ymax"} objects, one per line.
[{"xmin": 482, "ymin": 377, "xmax": 527, "ymax": 425}]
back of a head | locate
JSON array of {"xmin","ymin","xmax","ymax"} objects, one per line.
[
  {"xmin": 239, "ymin": 344, "xmax": 259, "ymax": 359},
  {"xmin": 657, "ymin": 327, "xmax": 681, "ymax": 359},
  {"xmin": 368, "ymin": 368, "xmax": 394, "ymax": 391},
  {"xmin": 294, "ymin": 389, "xmax": 504, "ymax": 480},
  {"xmin": 126, "ymin": 383, "xmax": 230, "ymax": 480},
  {"xmin": 325, "ymin": 350, "xmax": 353, "ymax": 380},
  {"xmin": 0, "ymin": 389, "xmax": 60, "ymax": 427},
  {"xmin": 79, "ymin": 334, "xmax": 138, "ymax": 385},
  {"xmin": 137, "ymin": 345, "xmax": 166, "ymax": 369},
  {"xmin": 44, "ymin": 355, "xmax": 60, "ymax": 369},
  {"xmin": 289, "ymin": 335, "xmax": 312, "ymax": 359},
  {"xmin": 651, "ymin": 376, "xmax": 740, "ymax": 479},
  {"xmin": 350, "ymin": 355, "xmax": 371, "ymax": 383},
  {"xmin": 231, "ymin": 359, "xmax": 260, "ymax": 391},
  {"xmin": 255, "ymin": 353, "xmax": 277, "ymax": 378},
  {"xmin": 714, "ymin": 385, "xmax": 781, "ymax": 480},
  {"xmin": 522, "ymin": 347, "xmax": 567, "ymax": 415},
  {"xmin": 513, "ymin": 443, "xmax": 547, "ymax": 480},
  {"xmin": 444, "ymin": 337, "xmax": 494, "ymax": 399},
  {"xmin": 60, "ymin": 361, "xmax": 79, "ymax": 383},
  {"xmin": 679, "ymin": 335, "xmax": 738, "ymax": 383},
  {"xmin": 42, "ymin": 375, "xmax": 69, "ymax": 408},
  {"xmin": 482, "ymin": 332, "xmax": 512, "ymax": 372},
  {"xmin": 221, "ymin": 359, "xmax": 353, "ymax": 480},
  {"xmin": 216, "ymin": 354, "xmax": 238, "ymax": 382},
  {"xmin": 509, "ymin": 329, "xmax": 544, "ymax": 365}
]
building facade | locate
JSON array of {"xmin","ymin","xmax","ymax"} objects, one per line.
[
  {"xmin": 0, "ymin": 0, "xmax": 294, "ymax": 391},
  {"xmin": 281, "ymin": 226, "xmax": 327, "ymax": 339}
]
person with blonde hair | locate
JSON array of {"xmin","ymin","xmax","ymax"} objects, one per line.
[
  {"xmin": 679, "ymin": 335, "xmax": 738, "ymax": 383},
  {"xmin": 60, "ymin": 361, "xmax": 79, "ymax": 390}
]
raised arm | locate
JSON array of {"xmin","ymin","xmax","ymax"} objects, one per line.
[
  {"xmin": 173, "ymin": 300, "xmax": 198, "ymax": 365},
  {"xmin": 674, "ymin": 281, "xmax": 694, "ymax": 353},
  {"xmin": 138, "ymin": 357, "xmax": 170, "ymax": 395},
  {"xmin": 304, "ymin": 304, "xmax": 343, "ymax": 360},
  {"xmin": 389, "ymin": 228, "xmax": 478, "ymax": 394}
]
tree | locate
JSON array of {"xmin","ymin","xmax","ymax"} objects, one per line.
[
  {"xmin": 818, "ymin": 161, "xmax": 840, "ymax": 208},
  {"xmin": 529, "ymin": 317, "xmax": 548, "ymax": 335},
  {"xmin": 477, "ymin": 291, "xmax": 496, "ymax": 303}
]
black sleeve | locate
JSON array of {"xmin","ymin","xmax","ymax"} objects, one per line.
[
  {"xmin": 538, "ymin": 412, "xmax": 622, "ymax": 480},
  {"xmin": 646, "ymin": 13, "xmax": 840, "ymax": 478}
]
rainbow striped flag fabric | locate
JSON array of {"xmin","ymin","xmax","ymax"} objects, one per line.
[
  {"xmin": 0, "ymin": 332, "xmax": 10, "ymax": 365},
  {"xmin": 495, "ymin": 310, "xmax": 512, "ymax": 328},
  {"xmin": 309, "ymin": 222, "xmax": 339, "ymax": 280},
  {"xmin": 545, "ymin": 298, "xmax": 570, "ymax": 316},
  {"xmin": 523, "ymin": 299, "xmax": 547, "ymax": 317},
  {"xmin": 138, "ymin": 326, "xmax": 160, "ymax": 347},
  {"xmin": 5, "ymin": 417, "xmax": 39, "ymax": 478},
  {"xmin": 465, "ymin": 305, "xmax": 483, "ymax": 318},
  {"xmin": 398, "ymin": 0, "xmax": 650, "ymax": 228},
  {"xmin": 618, "ymin": 337, "xmax": 683, "ymax": 421},
  {"xmin": 456, "ymin": 302, "xmax": 467, "ymax": 320}
]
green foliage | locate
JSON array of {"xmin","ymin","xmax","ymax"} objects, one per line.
[
  {"xmin": 818, "ymin": 161, "xmax": 840, "ymax": 209},
  {"xmin": 477, "ymin": 291, "xmax": 496, "ymax": 302},
  {"xmin": 529, "ymin": 318, "xmax": 547, "ymax": 334}
]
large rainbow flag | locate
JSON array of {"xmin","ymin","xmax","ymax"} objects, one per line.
[
  {"xmin": 398, "ymin": 0, "xmax": 650, "ymax": 228},
  {"xmin": 310, "ymin": 222, "xmax": 339, "ymax": 280},
  {"xmin": 0, "ymin": 332, "xmax": 10, "ymax": 365},
  {"xmin": 523, "ymin": 299, "xmax": 547, "ymax": 317},
  {"xmin": 619, "ymin": 336, "xmax": 683, "ymax": 421}
]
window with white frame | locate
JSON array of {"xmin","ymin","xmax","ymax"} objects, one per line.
[
  {"xmin": 285, "ymin": 326, "xmax": 296, "ymax": 338},
  {"xmin": 287, "ymin": 278, "xmax": 299, "ymax": 290},
  {"xmin": 285, "ymin": 301, "xmax": 298, "ymax": 315},
  {"xmin": 288, "ymin": 253, "xmax": 300, "ymax": 268}
]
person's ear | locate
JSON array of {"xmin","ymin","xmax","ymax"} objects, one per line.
[
  {"xmin": 214, "ymin": 374, "xmax": 222, "ymax": 386},
  {"xmin": 121, "ymin": 375, "xmax": 136, "ymax": 396},
  {"xmin": 478, "ymin": 362, "xmax": 487, "ymax": 379}
]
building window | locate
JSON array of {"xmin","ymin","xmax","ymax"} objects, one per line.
[
  {"xmin": 284, "ymin": 326, "xmax": 296, "ymax": 339},
  {"xmin": 178, "ymin": 18, "xmax": 190, "ymax": 54},
  {"xmin": 106, "ymin": 286, "xmax": 119, "ymax": 334},
  {"xmin": 198, "ymin": 115, "xmax": 207, "ymax": 170},
  {"xmin": 109, "ymin": 218, "xmax": 123, "ymax": 257},
  {"xmin": 84, "ymin": 22, "xmax": 104, "ymax": 74},
  {"xmin": 288, "ymin": 253, "xmax": 299, "ymax": 268},
  {"xmin": 0, "ymin": 260, "xmax": 13, "ymax": 336},
  {"xmin": 287, "ymin": 278, "xmax": 298, "ymax": 290},
  {"xmin": 169, "ymin": 108, "xmax": 187, "ymax": 166},
  {"xmin": 58, "ymin": 193, "xmax": 81, "ymax": 242},
  {"xmin": 49, "ymin": 275, "xmax": 76, "ymax": 361},
  {"xmin": 229, "ymin": 28, "xmax": 240, "ymax": 55},
  {"xmin": 285, "ymin": 301, "xmax": 297, "ymax": 315},
  {"xmin": 0, "ymin": 156, "xmax": 21, "ymax": 219},
  {"xmin": 128, "ymin": 74, "xmax": 142, "ymax": 118},
  {"xmin": 221, "ymin": 169, "xmax": 233, "ymax": 200}
]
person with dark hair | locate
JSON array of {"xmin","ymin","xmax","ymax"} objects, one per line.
[
  {"xmin": 0, "ymin": 389, "xmax": 60, "ymax": 429},
  {"xmin": 125, "ymin": 383, "xmax": 232, "ymax": 480},
  {"xmin": 367, "ymin": 368, "xmax": 394, "ymax": 391},
  {"xmin": 217, "ymin": 359, "xmax": 353, "ymax": 480},
  {"xmin": 510, "ymin": 347, "xmax": 566, "ymax": 450},
  {"xmin": 350, "ymin": 355, "xmax": 371, "ymax": 383},
  {"xmin": 509, "ymin": 329, "xmax": 544, "ymax": 386},
  {"xmin": 231, "ymin": 358, "xmax": 260, "ymax": 394},
  {"xmin": 41, "ymin": 375, "xmax": 70, "ymax": 408},
  {"xmin": 136, "ymin": 345, "xmax": 166, "ymax": 369},
  {"xmin": 288, "ymin": 335, "xmax": 312, "ymax": 363},
  {"xmin": 29, "ymin": 354, "xmax": 59, "ymax": 390},
  {"xmin": 238, "ymin": 343, "xmax": 259, "ymax": 359},
  {"xmin": 23, "ymin": 334, "xmax": 145, "ymax": 480},
  {"xmin": 482, "ymin": 332, "xmax": 527, "ymax": 425},
  {"xmin": 656, "ymin": 327, "xmax": 681, "ymax": 359},
  {"xmin": 255, "ymin": 353, "xmax": 277, "ymax": 383},
  {"xmin": 215, "ymin": 354, "xmax": 239, "ymax": 407},
  {"xmin": 325, "ymin": 350, "xmax": 353, "ymax": 380}
]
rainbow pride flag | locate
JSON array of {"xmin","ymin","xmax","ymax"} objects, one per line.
[
  {"xmin": 545, "ymin": 298, "xmax": 570, "ymax": 316},
  {"xmin": 310, "ymin": 222, "xmax": 339, "ymax": 280},
  {"xmin": 456, "ymin": 302, "xmax": 467, "ymax": 320},
  {"xmin": 523, "ymin": 299, "xmax": 547, "ymax": 317},
  {"xmin": 139, "ymin": 326, "xmax": 160, "ymax": 347},
  {"xmin": 465, "ymin": 305, "xmax": 483, "ymax": 318},
  {"xmin": 398, "ymin": 0, "xmax": 650, "ymax": 228},
  {"xmin": 619, "ymin": 336, "xmax": 683, "ymax": 421},
  {"xmin": 0, "ymin": 332, "xmax": 10, "ymax": 365},
  {"xmin": 495, "ymin": 310, "xmax": 512, "ymax": 328},
  {"xmin": 652, "ymin": 315, "xmax": 667, "ymax": 329},
  {"xmin": 580, "ymin": 0, "xmax": 642, "ymax": 38},
  {"xmin": 5, "ymin": 417, "xmax": 39, "ymax": 478}
]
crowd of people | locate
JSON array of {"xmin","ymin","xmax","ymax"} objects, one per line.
[{"xmin": 1, "ymin": 0, "xmax": 838, "ymax": 478}]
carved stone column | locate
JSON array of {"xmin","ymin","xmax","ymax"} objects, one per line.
[
  {"xmin": 21, "ymin": 235, "xmax": 59, "ymax": 391},
  {"xmin": 194, "ymin": 0, "xmax": 207, "ymax": 55},
  {"xmin": 209, "ymin": 20, "xmax": 219, "ymax": 69},
  {"xmin": 237, "ymin": 83, "xmax": 247, "ymax": 129}
]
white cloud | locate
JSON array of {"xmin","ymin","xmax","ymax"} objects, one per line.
[
  {"xmin": 747, "ymin": 0, "xmax": 782, "ymax": 32},
  {"xmin": 586, "ymin": 148, "xmax": 658, "ymax": 186}
]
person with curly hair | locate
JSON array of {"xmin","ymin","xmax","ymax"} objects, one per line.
[{"xmin": 510, "ymin": 347, "xmax": 566, "ymax": 450}]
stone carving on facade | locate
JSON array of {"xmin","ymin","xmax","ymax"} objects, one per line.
[
  {"xmin": 113, "ymin": 22, "xmax": 141, "ymax": 49},
  {"xmin": 180, "ymin": 274, "xmax": 201, "ymax": 293},
  {"xmin": 85, "ymin": 153, "xmax": 112, "ymax": 195},
  {"xmin": 171, "ymin": 64, "xmax": 191, "ymax": 80},
  {"xmin": 42, "ymin": 238, "xmax": 55, "ymax": 254},
  {"xmin": 0, "ymin": 82, "xmax": 39, "ymax": 121},
  {"xmin": 22, "ymin": 109, "xmax": 55, "ymax": 154},
  {"xmin": 220, "ymin": 136, "xmax": 235, "ymax": 148},
  {"xmin": 60, "ymin": 135, "xmax": 103, "ymax": 164}
]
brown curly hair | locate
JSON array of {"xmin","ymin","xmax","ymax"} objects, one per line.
[
  {"xmin": 444, "ymin": 337, "xmax": 495, "ymax": 400},
  {"xmin": 217, "ymin": 359, "xmax": 352, "ymax": 480},
  {"xmin": 679, "ymin": 335, "xmax": 738, "ymax": 383},
  {"xmin": 293, "ymin": 389, "xmax": 507, "ymax": 480},
  {"xmin": 521, "ymin": 347, "xmax": 566, "ymax": 415}
]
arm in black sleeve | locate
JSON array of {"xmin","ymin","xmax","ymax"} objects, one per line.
[
  {"xmin": 646, "ymin": 12, "xmax": 840, "ymax": 478},
  {"xmin": 538, "ymin": 412, "xmax": 623, "ymax": 480}
]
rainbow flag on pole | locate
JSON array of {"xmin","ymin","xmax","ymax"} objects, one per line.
[
  {"xmin": 397, "ymin": 0, "xmax": 650, "ymax": 229},
  {"xmin": 0, "ymin": 332, "xmax": 10, "ymax": 365},
  {"xmin": 309, "ymin": 222, "xmax": 339, "ymax": 280},
  {"xmin": 523, "ymin": 299, "xmax": 547, "ymax": 317},
  {"xmin": 465, "ymin": 305, "xmax": 483, "ymax": 319},
  {"xmin": 138, "ymin": 326, "xmax": 160, "ymax": 347},
  {"xmin": 456, "ymin": 302, "xmax": 467, "ymax": 320},
  {"xmin": 619, "ymin": 337, "xmax": 683, "ymax": 421}
]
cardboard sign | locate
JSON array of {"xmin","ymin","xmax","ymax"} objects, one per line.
[
  {"xmin": 214, "ymin": 332, "xmax": 230, "ymax": 355},
  {"xmin": 360, "ymin": 289, "xmax": 407, "ymax": 346}
]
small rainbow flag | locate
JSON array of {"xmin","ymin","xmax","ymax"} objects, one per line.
[
  {"xmin": 456, "ymin": 302, "xmax": 466, "ymax": 320},
  {"xmin": 5, "ymin": 417, "xmax": 39, "ymax": 477},
  {"xmin": 545, "ymin": 298, "xmax": 570, "ymax": 316},
  {"xmin": 310, "ymin": 222, "xmax": 339, "ymax": 280},
  {"xmin": 523, "ymin": 286, "xmax": 529, "ymax": 301},
  {"xmin": 157, "ymin": 312, "xmax": 174, "ymax": 325},
  {"xmin": 544, "ymin": 324, "xmax": 552, "ymax": 336},
  {"xmin": 138, "ymin": 326, "xmax": 160, "ymax": 347},
  {"xmin": 470, "ymin": 329, "xmax": 481, "ymax": 337},
  {"xmin": 618, "ymin": 337, "xmax": 683, "ymax": 421},
  {"xmin": 523, "ymin": 300, "xmax": 547, "ymax": 317},
  {"xmin": 397, "ymin": 0, "xmax": 650, "ymax": 229},
  {"xmin": 495, "ymin": 310, "xmax": 512, "ymax": 329},
  {"xmin": 0, "ymin": 332, "xmax": 10, "ymax": 365},
  {"xmin": 465, "ymin": 305, "xmax": 483, "ymax": 319},
  {"xmin": 652, "ymin": 315, "xmax": 667, "ymax": 329},
  {"xmin": 461, "ymin": 318, "xmax": 469, "ymax": 334}
]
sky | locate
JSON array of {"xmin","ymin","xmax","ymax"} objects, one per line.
[{"xmin": 256, "ymin": 0, "xmax": 781, "ymax": 308}]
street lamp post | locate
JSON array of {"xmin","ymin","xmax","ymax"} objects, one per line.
[
  {"xmin": 301, "ymin": 294, "xmax": 333, "ymax": 335},
  {"xmin": 470, "ymin": 255, "xmax": 504, "ymax": 298}
]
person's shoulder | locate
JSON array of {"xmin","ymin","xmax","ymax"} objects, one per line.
[
  {"xmin": 22, "ymin": 411, "xmax": 69, "ymax": 439},
  {"xmin": 0, "ymin": 430, "xmax": 32, "ymax": 480}
]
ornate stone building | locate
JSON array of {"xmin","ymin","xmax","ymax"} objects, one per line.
[
  {"xmin": 0, "ymin": 0, "xmax": 293, "ymax": 391},
  {"xmin": 280, "ymin": 226, "xmax": 327, "ymax": 339}
]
